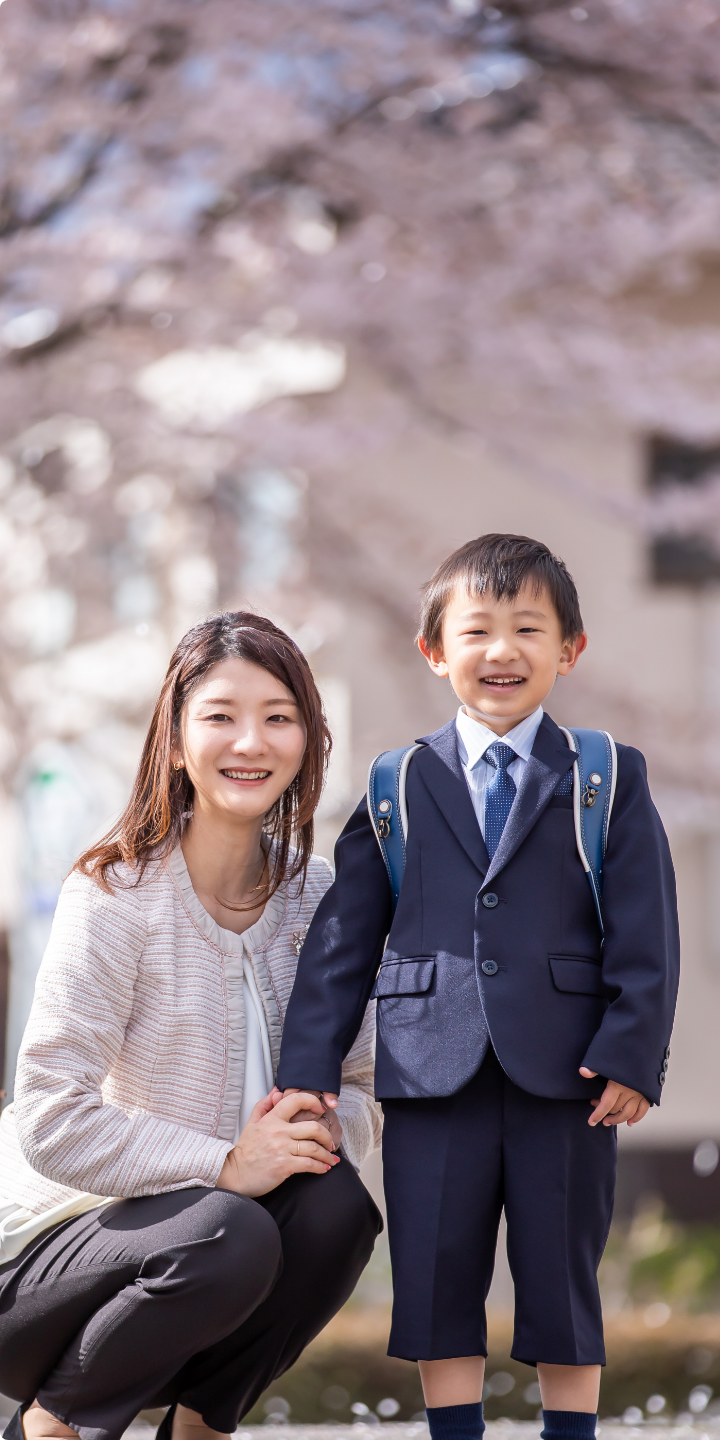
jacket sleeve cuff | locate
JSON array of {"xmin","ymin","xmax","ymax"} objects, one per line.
[{"xmin": 275, "ymin": 1058, "xmax": 344, "ymax": 1095}]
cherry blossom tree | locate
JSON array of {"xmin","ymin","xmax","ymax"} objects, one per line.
[{"xmin": 1, "ymin": 1, "xmax": 720, "ymax": 1072}]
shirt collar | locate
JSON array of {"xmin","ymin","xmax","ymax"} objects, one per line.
[{"xmin": 455, "ymin": 704, "xmax": 544, "ymax": 770}]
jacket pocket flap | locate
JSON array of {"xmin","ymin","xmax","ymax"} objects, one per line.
[
  {"xmin": 373, "ymin": 958, "xmax": 436, "ymax": 998},
  {"xmin": 549, "ymin": 956, "xmax": 605, "ymax": 996}
]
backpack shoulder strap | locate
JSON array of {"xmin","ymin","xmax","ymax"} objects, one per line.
[
  {"xmin": 367, "ymin": 744, "xmax": 422, "ymax": 909},
  {"xmin": 559, "ymin": 726, "xmax": 617, "ymax": 934}
]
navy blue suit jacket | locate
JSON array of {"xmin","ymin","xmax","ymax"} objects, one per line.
[{"xmin": 277, "ymin": 714, "xmax": 680, "ymax": 1106}]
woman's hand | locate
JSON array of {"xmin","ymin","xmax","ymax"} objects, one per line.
[
  {"xmin": 273, "ymin": 1086, "xmax": 343, "ymax": 1151},
  {"xmin": 216, "ymin": 1091, "xmax": 339, "ymax": 1198}
]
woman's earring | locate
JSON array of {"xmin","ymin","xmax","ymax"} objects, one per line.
[{"xmin": 172, "ymin": 760, "xmax": 184, "ymax": 771}]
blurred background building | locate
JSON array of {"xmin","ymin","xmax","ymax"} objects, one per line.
[{"xmin": 1, "ymin": 0, "xmax": 720, "ymax": 1380}]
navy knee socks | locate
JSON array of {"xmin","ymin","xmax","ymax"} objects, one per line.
[
  {"xmin": 541, "ymin": 1411, "xmax": 597, "ymax": 1440},
  {"xmin": 426, "ymin": 1402, "xmax": 485, "ymax": 1440},
  {"xmin": 426, "ymin": 1400, "xmax": 595, "ymax": 1440}
]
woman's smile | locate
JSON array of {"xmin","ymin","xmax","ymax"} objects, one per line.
[{"xmin": 220, "ymin": 767, "xmax": 272, "ymax": 784}]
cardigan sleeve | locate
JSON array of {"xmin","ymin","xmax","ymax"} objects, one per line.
[{"xmin": 13, "ymin": 869, "xmax": 232, "ymax": 1198}]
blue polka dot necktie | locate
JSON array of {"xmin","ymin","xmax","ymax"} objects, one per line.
[{"xmin": 484, "ymin": 741, "xmax": 517, "ymax": 859}]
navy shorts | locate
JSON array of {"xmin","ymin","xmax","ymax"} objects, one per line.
[{"xmin": 381, "ymin": 1046, "xmax": 617, "ymax": 1366}]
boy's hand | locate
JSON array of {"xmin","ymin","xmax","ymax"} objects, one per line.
[
  {"xmin": 579, "ymin": 1068, "xmax": 650, "ymax": 1126},
  {"xmin": 272, "ymin": 1086, "xmax": 343, "ymax": 1151}
]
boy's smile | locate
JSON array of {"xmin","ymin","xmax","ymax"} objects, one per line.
[{"xmin": 419, "ymin": 580, "xmax": 587, "ymax": 736}]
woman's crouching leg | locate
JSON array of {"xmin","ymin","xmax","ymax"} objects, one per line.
[
  {"xmin": 24, "ymin": 1188, "xmax": 282, "ymax": 1440},
  {"xmin": 175, "ymin": 1159, "xmax": 383, "ymax": 1432}
]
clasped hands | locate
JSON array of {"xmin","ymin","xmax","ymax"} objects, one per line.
[
  {"xmin": 216, "ymin": 1088, "xmax": 342, "ymax": 1198},
  {"xmin": 579, "ymin": 1067, "xmax": 650, "ymax": 1127}
]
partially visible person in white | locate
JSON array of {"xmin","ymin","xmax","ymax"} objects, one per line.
[{"xmin": 0, "ymin": 611, "xmax": 381, "ymax": 1440}]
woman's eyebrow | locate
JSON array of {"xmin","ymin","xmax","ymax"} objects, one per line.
[{"xmin": 196, "ymin": 695, "xmax": 297, "ymax": 707}]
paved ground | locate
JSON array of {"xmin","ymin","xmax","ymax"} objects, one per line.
[{"xmin": 122, "ymin": 1423, "xmax": 720, "ymax": 1440}]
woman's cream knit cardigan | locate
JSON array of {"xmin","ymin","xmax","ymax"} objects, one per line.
[{"xmin": 0, "ymin": 849, "xmax": 381, "ymax": 1215}]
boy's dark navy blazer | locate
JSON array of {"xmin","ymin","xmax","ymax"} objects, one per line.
[{"xmin": 277, "ymin": 713, "xmax": 680, "ymax": 1107}]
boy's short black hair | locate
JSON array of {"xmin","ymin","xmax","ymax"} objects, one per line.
[{"xmin": 419, "ymin": 533, "xmax": 584, "ymax": 650}]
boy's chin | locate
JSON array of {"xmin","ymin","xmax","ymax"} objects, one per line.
[{"xmin": 468, "ymin": 688, "xmax": 531, "ymax": 713}]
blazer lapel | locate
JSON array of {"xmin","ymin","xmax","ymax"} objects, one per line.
[
  {"xmin": 415, "ymin": 720, "xmax": 490, "ymax": 878},
  {"xmin": 482, "ymin": 713, "xmax": 576, "ymax": 888}
]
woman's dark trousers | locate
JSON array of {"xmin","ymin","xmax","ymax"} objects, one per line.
[{"xmin": 0, "ymin": 1161, "xmax": 382, "ymax": 1440}]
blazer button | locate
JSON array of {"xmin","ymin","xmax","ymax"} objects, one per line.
[
  {"xmin": 482, "ymin": 892, "xmax": 499, "ymax": 909},
  {"xmin": 481, "ymin": 959, "xmax": 499, "ymax": 975},
  {"xmin": 658, "ymin": 1071, "xmax": 666, "ymax": 1085}
]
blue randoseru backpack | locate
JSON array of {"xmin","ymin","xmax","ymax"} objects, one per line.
[{"xmin": 367, "ymin": 727, "xmax": 617, "ymax": 936}]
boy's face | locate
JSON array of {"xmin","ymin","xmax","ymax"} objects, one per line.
[{"xmin": 419, "ymin": 581, "xmax": 587, "ymax": 735}]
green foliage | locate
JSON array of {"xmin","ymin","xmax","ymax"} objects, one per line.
[
  {"xmin": 602, "ymin": 1199, "xmax": 720, "ymax": 1311},
  {"xmin": 630, "ymin": 1226, "xmax": 720, "ymax": 1308},
  {"xmin": 601, "ymin": 1198, "xmax": 720, "ymax": 1313}
]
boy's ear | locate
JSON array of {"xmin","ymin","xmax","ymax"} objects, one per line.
[
  {"xmin": 418, "ymin": 635, "xmax": 450, "ymax": 678},
  {"xmin": 557, "ymin": 630, "xmax": 588, "ymax": 676}
]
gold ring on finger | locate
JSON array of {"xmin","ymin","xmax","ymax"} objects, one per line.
[{"xmin": 296, "ymin": 1140, "xmax": 301, "ymax": 1157}]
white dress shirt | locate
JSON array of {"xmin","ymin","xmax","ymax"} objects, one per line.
[{"xmin": 455, "ymin": 705, "xmax": 544, "ymax": 841}]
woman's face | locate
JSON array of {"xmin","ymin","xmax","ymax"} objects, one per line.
[{"xmin": 175, "ymin": 657, "xmax": 307, "ymax": 823}]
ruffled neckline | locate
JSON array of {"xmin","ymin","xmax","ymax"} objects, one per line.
[{"xmin": 166, "ymin": 845, "xmax": 287, "ymax": 955}]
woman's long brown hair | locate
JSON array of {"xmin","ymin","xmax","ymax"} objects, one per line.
[{"xmin": 76, "ymin": 611, "xmax": 331, "ymax": 898}]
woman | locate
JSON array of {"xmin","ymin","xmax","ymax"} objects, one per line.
[{"xmin": 0, "ymin": 612, "xmax": 382, "ymax": 1440}]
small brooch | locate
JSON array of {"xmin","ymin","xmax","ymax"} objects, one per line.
[{"xmin": 291, "ymin": 924, "xmax": 309, "ymax": 956}]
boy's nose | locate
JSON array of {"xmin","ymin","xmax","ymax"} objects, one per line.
[{"xmin": 486, "ymin": 639, "xmax": 518, "ymax": 660}]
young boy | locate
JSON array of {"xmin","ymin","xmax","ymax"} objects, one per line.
[{"xmin": 277, "ymin": 533, "xmax": 679, "ymax": 1440}]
